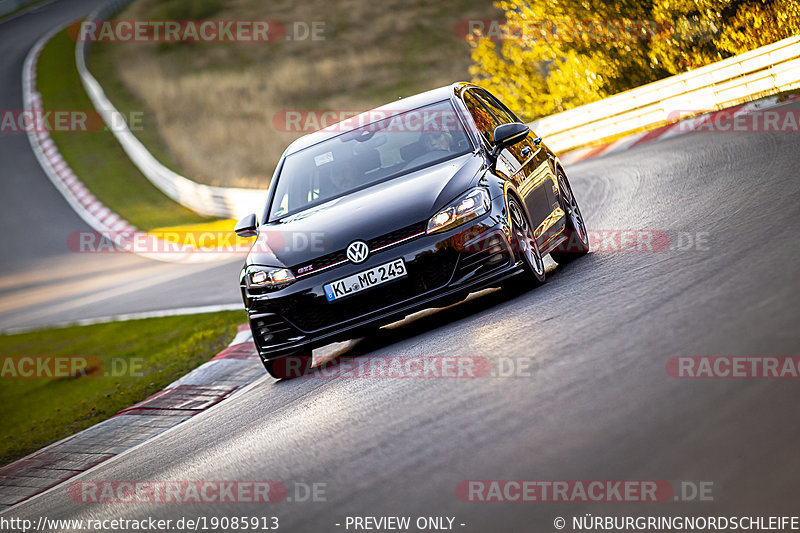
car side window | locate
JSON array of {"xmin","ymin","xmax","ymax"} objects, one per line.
[
  {"xmin": 463, "ymin": 90, "xmax": 501, "ymax": 145},
  {"xmin": 473, "ymin": 89, "xmax": 517, "ymax": 125},
  {"xmin": 465, "ymin": 88, "xmax": 529, "ymax": 175}
]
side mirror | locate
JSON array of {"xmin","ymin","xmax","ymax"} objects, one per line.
[
  {"xmin": 234, "ymin": 213, "xmax": 258, "ymax": 238},
  {"xmin": 490, "ymin": 122, "xmax": 530, "ymax": 158}
]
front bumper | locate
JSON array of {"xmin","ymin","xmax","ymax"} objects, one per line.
[{"xmin": 243, "ymin": 201, "xmax": 521, "ymax": 360}]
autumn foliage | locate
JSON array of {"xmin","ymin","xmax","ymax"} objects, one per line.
[{"xmin": 469, "ymin": 0, "xmax": 800, "ymax": 120}]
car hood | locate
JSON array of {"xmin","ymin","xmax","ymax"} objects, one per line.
[{"xmin": 247, "ymin": 152, "xmax": 486, "ymax": 267}]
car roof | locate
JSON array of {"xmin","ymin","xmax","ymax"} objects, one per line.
[{"xmin": 283, "ymin": 82, "xmax": 476, "ymax": 155}]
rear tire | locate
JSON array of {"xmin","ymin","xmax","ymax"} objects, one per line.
[
  {"xmin": 263, "ymin": 352, "xmax": 313, "ymax": 379},
  {"xmin": 550, "ymin": 168, "xmax": 589, "ymax": 264},
  {"xmin": 506, "ymin": 196, "xmax": 545, "ymax": 289}
]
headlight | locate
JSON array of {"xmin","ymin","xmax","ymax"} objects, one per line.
[
  {"xmin": 245, "ymin": 265, "xmax": 296, "ymax": 290},
  {"xmin": 426, "ymin": 188, "xmax": 490, "ymax": 234}
]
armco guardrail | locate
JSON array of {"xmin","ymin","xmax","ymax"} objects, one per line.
[
  {"xmin": 76, "ymin": 0, "xmax": 265, "ymax": 219},
  {"xmin": 531, "ymin": 35, "xmax": 800, "ymax": 153}
]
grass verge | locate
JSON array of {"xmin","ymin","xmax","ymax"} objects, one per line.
[
  {"xmin": 36, "ymin": 28, "xmax": 214, "ymax": 230},
  {"xmin": 0, "ymin": 310, "xmax": 246, "ymax": 467}
]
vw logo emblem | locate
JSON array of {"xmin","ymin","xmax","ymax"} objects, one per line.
[{"xmin": 346, "ymin": 240, "xmax": 369, "ymax": 264}]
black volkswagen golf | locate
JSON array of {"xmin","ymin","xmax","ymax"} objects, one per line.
[{"xmin": 235, "ymin": 82, "xmax": 589, "ymax": 378}]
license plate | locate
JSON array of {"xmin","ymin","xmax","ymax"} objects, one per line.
[{"xmin": 323, "ymin": 258, "xmax": 406, "ymax": 301}]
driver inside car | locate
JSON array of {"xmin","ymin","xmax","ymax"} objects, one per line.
[
  {"xmin": 328, "ymin": 160, "xmax": 360, "ymax": 193},
  {"xmin": 420, "ymin": 131, "xmax": 453, "ymax": 152}
]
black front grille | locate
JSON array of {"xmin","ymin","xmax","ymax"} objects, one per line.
[
  {"xmin": 368, "ymin": 221, "xmax": 426, "ymax": 250},
  {"xmin": 282, "ymin": 250, "xmax": 458, "ymax": 332},
  {"xmin": 292, "ymin": 221, "xmax": 427, "ymax": 278}
]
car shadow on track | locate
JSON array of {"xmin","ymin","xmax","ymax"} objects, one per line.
[
  {"xmin": 305, "ymin": 275, "xmax": 549, "ymax": 377},
  {"xmin": 268, "ymin": 253, "xmax": 595, "ymax": 381}
]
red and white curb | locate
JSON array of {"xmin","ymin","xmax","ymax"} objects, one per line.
[
  {"xmin": 21, "ymin": 25, "xmax": 242, "ymax": 264},
  {"xmin": 0, "ymin": 324, "xmax": 262, "ymax": 511},
  {"xmin": 558, "ymin": 93, "xmax": 800, "ymax": 166}
]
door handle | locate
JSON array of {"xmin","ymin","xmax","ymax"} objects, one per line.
[
  {"xmin": 521, "ymin": 146, "xmax": 532, "ymax": 158},
  {"xmin": 532, "ymin": 137, "xmax": 542, "ymax": 146}
]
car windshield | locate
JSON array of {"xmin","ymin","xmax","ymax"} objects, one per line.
[{"xmin": 267, "ymin": 100, "xmax": 472, "ymax": 221}]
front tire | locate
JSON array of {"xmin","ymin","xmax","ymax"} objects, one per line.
[
  {"xmin": 263, "ymin": 352, "xmax": 313, "ymax": 379},
  {"xmin": 550, "ymin": 168, "xmax": 589, "ymax": 264},
  {"xmin": 507, "ymin": 196, "xmax": 546, "ymax": 288}
]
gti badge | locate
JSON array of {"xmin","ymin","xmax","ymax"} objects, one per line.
[{"xmin": 346, "ymin": 240, "xmax": 369, "ymax": 264}]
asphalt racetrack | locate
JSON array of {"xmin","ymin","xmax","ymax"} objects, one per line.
[{"xmin": 1, "ymin": 1, "xmax": 799, "ymax": 531}]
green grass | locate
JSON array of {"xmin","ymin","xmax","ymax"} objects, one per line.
[
  {"xmin": 36, "ymin": 28, "xmax": 213, "ymax": 230},
  {"xmin": 0, "ymin": 311, "xmax": 246, "ymax": 467}
]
